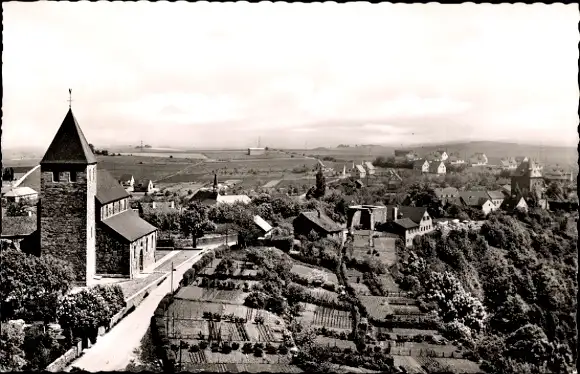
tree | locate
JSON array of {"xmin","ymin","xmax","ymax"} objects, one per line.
[
  {"xmin": 5, "ymin": 200, "xmax": 28, "ymax": 217},
  {"xmin": 314, "ymin": 169, "xmax": 326, "ymax": 198},
  {"xmin": 56, "ymin": 288, "xmax": 111, "ymax": 340},
  {"xmin": 0, "ymin": 321, "xmax": 27, "ymax": 371},
  {"xmin": 180, "ymin": 202, "xmax": 212, "ymax": 242},
  {"xmin": 0, "ymin": 249, "xmax": 75, "ymax": 323}
]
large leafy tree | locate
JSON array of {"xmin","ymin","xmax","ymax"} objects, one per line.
[
  {"xmin": 0, "ymin": 322, "xmax": 27, "ymax": 371},
  {"xmin": 180, "ymin": 202, "xmax": 214, "ymax": 242},
  {"xmin": 56, "ymin": 288, "xmax": 111, "ymax": 340},
  {"xmin": 0, "ymin": 249, "xmax": 75, "ymax": 323}
]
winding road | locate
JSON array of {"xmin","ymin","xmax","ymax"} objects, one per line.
[{"xmin": 66, "ymin": 250, "xmax": 207, "ymax": 372}]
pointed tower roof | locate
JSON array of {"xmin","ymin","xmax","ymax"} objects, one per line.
[{"xmin": 41, "ymin": 108, "xmax": 97, "ymax": 165}]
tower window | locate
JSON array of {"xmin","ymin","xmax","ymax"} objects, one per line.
[
  {"xmin": 70, "ymin": 171, "xmax": 77, "ymax": 182},
  {"xmin": 53, "ymin": 172, "xmax": 60, "ymax": 182}
]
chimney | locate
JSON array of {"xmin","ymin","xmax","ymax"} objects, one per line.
[
  {"xmin": 170, "ymin": 201, "xmax": 175, "ymax": 209},
  {"xmin": 27, "ymin": 210, "xmax": 33, "ymax": 217},
  {"xmin": 152, "ymin": 202, "xmax": 156, "ymax": 209},
  {"xmin": 317, "ymin": 210, "xmax": 322, "ymax": 218},
  {"xmin": 392, "ymin": 206, "xmax": 399, "ymax": 221}
]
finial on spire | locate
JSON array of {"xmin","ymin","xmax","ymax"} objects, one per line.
[{"xmin": 68, "ymin": 89, "xmax": 73, "ymax": 108}]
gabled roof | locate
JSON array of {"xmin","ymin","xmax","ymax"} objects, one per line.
[
  {"xmin": 135, "ymin": 179, "xmax": 153, "ymax": 186},
  {"xmin": 459, "ymin": 191, "xmax": 491, "ymax": 207},
  {"xmin": 394, "ymin": 218, "xmax": 418, "ymax": 230},
  {"xmin": 190, "ymin": 189, "xmax": 219, "ymax": 205},
  {"xmin": 487, "ymin": 190, "xmax": 505, "ymax": 200},
  {"xmin": 364, "ymin": 162, "xmax": 376, "ymax": 171},
  {"xmin": 434, "ymin": 187, "xmax": 459, "ymax": 198},
  {"xmin": 41, "ymin": 109, "xmax": 97, "ymax": 165},
  {"xmin": 96, "ymin": 169, "xmax": 130, "ymax": 204},
  {"xmin": 100, "ymin": 209, "xmax": 157, "ymax": 242},
  {"xmin": 355, "ymin": 165, "xmax": 366, "ymax": 173},
  {"xmin": 296, "ymin": 211, "xmax": 343, "ymax": 233},
  {"xmin": 428, "ymin": 161, "xmax": 444, "ymax": 173},
  {"xmin": 119, "ymin": 174, "xmax": 134, "ymax": 182},
  {"xmin": 413, "ymin": 159, "xmax": 428, "ymax": 168},
  {"xmin": 1, "ymin": 216, "xmax": 37, "ymax": 237},
  {"xmin": 502, "ymin": 196, "xmax": 528, "ymax": 211},
  {"xmin": 398, "ymin": 206, "xmax": 428, "ymax": 224},
  {"xmin": 254, "ymin": 215, "xmax": 273, "ymax": 233},
  {"xmin": 4, "ymin": 187, "xmax": 38, "ymax": 198}
]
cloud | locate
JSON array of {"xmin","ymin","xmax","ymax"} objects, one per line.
[{"xmin": 2, "ymin": 2, "xmax": 578, "ymax": 149}]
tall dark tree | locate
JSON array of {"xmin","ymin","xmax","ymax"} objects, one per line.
[{"xmin": 314, "ymin": 169, "xmax": 326, "ymax": 198}]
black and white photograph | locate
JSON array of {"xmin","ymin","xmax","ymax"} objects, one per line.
[{"xmin": 1, "ymin": 2, "xmax": 578, "ymax": 373}]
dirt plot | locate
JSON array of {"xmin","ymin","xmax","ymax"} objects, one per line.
[
  {"xmin": 244, "ymin": 323, "xmax": 285, "ymax": 343},
  {"xmin": 349, "ymin": 236, "xmax": 397, "ymax": 267},
  {"xmin": 290, "ymin": 263, "xmax": 339, "ymax": 284},
  {"xmin": 166, "ymin": 300, "xmax": 251, "ymax": 320},
  {"xmin": 391, "ymin": 305, "xmax": 423, "ymax": 315},
  {"xmin": 179, "ymin": 347, "xmax": 290, "ymax": 365},
  {"xmin": 176, "ymin": 286, "xmax": 247, "ymax": 305},
  {"xmin": 359, "ymin": 296, "xmax": 392, "ymax": 320},
  {"xmin": 185, "ymin": 363, "xmax": 302, "ymax": 373},
  {"xmin": 392, "ymin": 355, "xmax": 427, "ymax": 374},
  {"xmin": 431, "ymin": 358, "xmax": 483, "ymax": 373},
  {"xmin": 379, "ymin": 273, "xmax": 401, "ymax": 293}
]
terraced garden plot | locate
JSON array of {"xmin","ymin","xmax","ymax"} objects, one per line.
[
  {"xmin": 185, "ymin": 363, "xmax": 301, "ymax": 373},
  {"xmin": 392, "ymin": 355, "xmax": 427, "ymax": 374},
  {"xmin": 304, "ymin": 287, "xmax": 341, "ymax": 303},
  {"xmin": 182, "ymin": 348, "xmax": 289, "ymax": 365},
  {"xmin": 389, "ymin": 342, "xmax": 461, "ymax": 357},
  {"xmin": 379, "ymin": 272, "xmax": 401, "ymax": 293},
  {"xmin": 391, "ymin": 305, "xmax": 423, "ymax": 315},
  {"xmin": 390, "ymin": 328, "xmax": 440, "ymax": 337},
  {"xmin": 244, "ymin": 323, "xmax": 284, "ymax": 343},
  {"xmin": 314, "ymin": 336, "xmax": 356, "ymax": 350},
  {"xmin": 431, "ymin": 358, "xmax": 483, "ymax": 373},
  {"xmin": 359, "ymin": 296, "xmax": 392, "ymax": 320},
  {"xmin": 176, "ymin": 286, "xmax": 247, "ymax": 304},
  {"xmin": 312, "ymin": 306, "xmax": 353, "ymax": 330},
  {"xmin": 387, "ymin": 297, "xmax": 418, "ymax": 306},
  {"xmin": 166, "ymin": 300, "xmax": 252, "ymax": 320},
  {"xmin": 290, "ymin": 263, "xmax": 339, "ymax": 284}
]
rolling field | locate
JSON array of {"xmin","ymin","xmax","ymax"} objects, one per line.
[
  {"xmin": 119, "ymin": 152, "xmax": 207, "ymax": 159},
  {"xmin": 201, "ymin": 150, "xmax": 294, "ymax": 161},
  {"xmin": 97, "ymin": 155, "xmax": 192, "ymax": 181}
]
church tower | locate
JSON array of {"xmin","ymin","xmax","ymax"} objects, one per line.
[{"xmin": 39, "ymin": 108, "xmax": 98, "ymax": 285}]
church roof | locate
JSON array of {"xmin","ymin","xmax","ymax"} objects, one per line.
[
  {"xmin": 41, "ymin": 109, "xmax": 97, "ymax": 165},
  {"xmin": 96, "ymin": 169, "xmax": 130, "ymax": 204},
  {"xmin": 100, "ymin": 209, "xmax": 157, "ymax": 242}
]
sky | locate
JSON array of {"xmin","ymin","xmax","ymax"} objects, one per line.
[{"xmin": 2, "ymin": 2, "xmax": 579, "ymax": 150}]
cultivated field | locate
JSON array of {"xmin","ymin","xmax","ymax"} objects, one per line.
[
  {"xmin": 180, "ymin": 347, "xmax": 291, "ymax": 365},
  {"xmin": 315, "ymin": 336, "xmax": 356, "ymax": 350},
  {"xmin": 414, "ymin": 357, "xmax": 483, "ymax": 373},
  {"xmin": 119, "ymin": 152, "xmax": 207, "ymax": 159},
  {"xmin": 359, "ymin": 296, "xmax": 392, "ymax": 320},
  {"xmin": 392, "ymin": 355, "xmax": 427, "ymax": 374},
  {"xmin": 176, "ymin": 286, "xmax": 248, "ymax": 305},
  {"xmin": 298, "ymin": 303, "xmax": 352, "ymax": 331},
  {"xmin": 290, "ymin": 263, "xmax": 339, "ymax": 284},
  {"xmin": 201, "ymin": 150, "xmax": 294, "ymax": 161},
  {"xmin": 97, "ymin": 155, "xmax": 191, "ymax": 181},
  {"xmin": 344, "ymin": 268, "xmax": 372, "ymax": 295},
  {"xmin": 349, "ymin": 235, "xmax": 397, "ymax": 267},
  {"xmin": 185, "ymin": 363, "xmax": 302, "ymax": 373}
]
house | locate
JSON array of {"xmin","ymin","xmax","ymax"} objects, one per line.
[
  {"xmin": 248, "ymin": 147, "xmax": 266, "ymax": 156},
  {"xmin": 254, "ymin": 215, "xmax": 273, "ymax": 239},
  {"xmin": 470, "ymin": 153, "xmax": 488, "ymax": 166},
  {"xmin": 138, "ymin": 201, "xmax": 181, "ymax": 216},
  {"xmin": 3, "ymin": 187, "xmax": 39, "ymax": 203},
  {"xmin": 293, "ymin": 210, "xmax": 344, "ymax": 241},
  {"xmin": 217, "ymin": 194, "xmax": 251, "ymax": 205},
  {"xmin": 500, "ymin": 157, "xmax": 518, "ymax": 170},
  {"xmin": 413, "ymin": 160, "xmax": 430, "ymax": 173},
  {"xmin": 189, "ymin": 189, "xmax": 219, "ymax": 206},
  {"xmin": 27, "ymin": 107, "xmax": 158, "ymax": 285},
  {"xmin": 543, "ymin": 166, "xmax": 574, "ymax": 183},
  {"xmin": 434, "ymin": 187, "xmax": 459, "ymax": 205},
  {"xmin": 346, "ymin": 205, "xmax": 388, "ymax": 231},
  {"xmin": 428, "ymin": 161, "xmax": 446, "ymax": 175},
  {"xmin": 487, "ymin": 190, "xmax": 505, "ymax": 209},
  {"xmin": 355, "ymin": 164, "xmax": 366, "ymax": 179},
  {"xmin": 385, "ymin": 206, "xmax": 434, "ymax": 248},
  {"xmin": 459, "ymin": 191, "xmax": 495, "ymax": 215},
  {"xmin": 1, "ymin": 215, "xmax": 38, "ymax": 252},
  {"xmin": 436, "ymin": 150, "xmax": 449, "ymax": 161},
  {"xmin": 500, "ymin": 184, "xmax": 512, "ymax": 196},
  {"xmin": 510, "ymin": 158, "xmax": 544, "ymax": 199},
  {"xmin": 447, "ymin": 154, "xmax": 465, "ymax": 165},
  {"xmin": 119, "ymin": 174, "xmax": 135, "ymax": 192},
  {"xmin": 134, "ymin": 179, "xmax": 155, "ymax": 194},
  {"xmin": 363, "ymin": 161, "xmax": 376, "ymax": 176},
  {"xmin": 502, "ymin": 196, "xmax": 529, "ymax": 213}
]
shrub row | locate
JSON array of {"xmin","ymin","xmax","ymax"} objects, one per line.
[
  {"xmin": 289, "ymin": 273, "xmax": 339, "ymax": 293},
  {"xmin": 264, "ymin": 236, "xmax": 294, "ymax": 252},
  {"xmin": 180, "ymin": 245, "xmax": 229, "ymax": 287},
  {"xmin": 287, "ymin": 251, "xmax": 339, "ymax": 273}
]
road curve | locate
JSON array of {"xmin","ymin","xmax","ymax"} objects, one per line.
[{"xmin": 67, "ymin": 250, "xmax": 206, "ymax": 372}]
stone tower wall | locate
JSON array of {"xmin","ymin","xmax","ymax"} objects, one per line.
[{"xmin": 40, "ymin": 165, "xmax": 96, "ymax": 285}]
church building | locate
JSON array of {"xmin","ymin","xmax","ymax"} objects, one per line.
[{"xmin": 38, "ymin": 108, "xmax": 158, "ymax": 285}]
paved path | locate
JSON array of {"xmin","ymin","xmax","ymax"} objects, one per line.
[{"xmin": 66, "ymin": 250, "xmax": 208, "ymax": 372}]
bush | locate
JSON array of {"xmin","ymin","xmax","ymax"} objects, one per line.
[
  {"xmin": 199, "ymin": 341, "xmax": 208, "ymax": 350},
  {"xmin": 231, "ymin": 342, "xmax": 240, "ymax": 350},
  {"xmin": 278, "ymin": 345, "xmax": 289, "ymax": 354},
  {"xmin": 221, "ymin": 341, "xmax": 232, "ymax": 354},
  {"xmin": 254, "ymin": 347, "xmax": 264, "ymax": 357}
]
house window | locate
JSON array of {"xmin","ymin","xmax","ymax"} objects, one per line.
[
  {"xmin": 53, "ymin": 172, "xmax": 60, "ymax": 182},
  {"xmin": 70, "ymin": 171, "xmax": 77, "ymax": 182}
]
